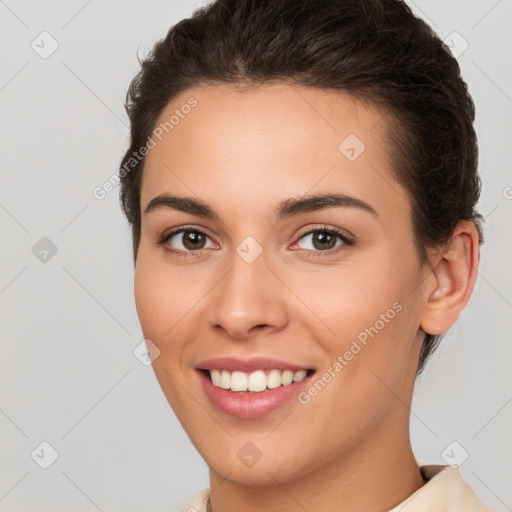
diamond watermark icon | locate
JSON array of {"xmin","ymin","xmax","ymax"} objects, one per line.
[
  {"xmin": 441, "ymin": 441, "xmax": 469, "ymax": 466},
  {"xmin": 32, "ymin": 237, "xmax": 58, "ymax": 263},
  {"xmin": 236, "ymin": 236, "xmax": 263, "ymax": 264},
  {"xmin": 442, "ymin": 31, "xmax": 469, "ymax": 59},
  {"xmin": 338, "ymin": 133, "xmax": 366, "ymax": 161},
  {"xmin": 133, "ymin": 338, "xmax": 161, "ymax": 366},
  {"xmin": 31, "ymin": 441, "xmax": 59, "ymax": 469},
  {"xmin": 237, "ymin": 442, "xmax": 262, "ymax": 468},
  {"xmin": 31, "ymin": 31, "xmax": 59, "ymax": 59}
]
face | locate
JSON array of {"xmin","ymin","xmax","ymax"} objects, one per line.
[{"xmin": 134, "ymin": 82, "xmax": 428, "ymax": 486}]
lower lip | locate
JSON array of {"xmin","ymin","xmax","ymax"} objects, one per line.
[{"xmin": 197, "ymin": 370, "xmax": 314, "ymax": 419}]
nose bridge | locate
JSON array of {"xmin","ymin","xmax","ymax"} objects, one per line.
[{"xmin": 209, "ymin": 241, "xmax": 287, "ymax": 339}]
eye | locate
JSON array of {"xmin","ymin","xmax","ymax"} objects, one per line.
[
  {"xmin": 157, "ymin": 227, "xmax": 218, "ymax": 256},
  {"xmin": 157, "ymin": 224, "xmax": 354, "ymax": 259},
  {"xmin": 291, "ymin": 225, "xmax": 353, "ymax": 257}
]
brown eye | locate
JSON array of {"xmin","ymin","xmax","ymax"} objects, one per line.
[
  {"xmin": 297, "ymin": 229, "xmax": 345, "ymax": 251},
  {"xmin": 310, "ymin": 231, "xmax": 338, "ymax": 250},
  {"xmin": 179, "ymin": 230, "xmax": 207, "ymax": 250},
  {"xmin": 292, "ymin": 226, "xmax": 354, "ymax": 258},
  {"xmin": 159, "ymin": 227, "xmax": 217, "ymax": 254}
]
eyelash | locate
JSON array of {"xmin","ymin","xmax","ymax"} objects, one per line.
[{"xmin": 156, "ymin": 225, "xmax": 354, "ymax": 259}]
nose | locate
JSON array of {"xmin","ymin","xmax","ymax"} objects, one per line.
[{"xmin": 207, "ymin": 249, "xmax": 289, "ymax": 341}]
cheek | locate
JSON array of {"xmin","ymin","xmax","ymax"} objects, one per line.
[
  {"xmin": 134, "ymin": 251, "xmax": 195, "ymax": 350},
  {"xmin": 287, "ymin": 255, "xmax": 405, "ymax": 344},
  {"xmin": 288, "ymin": 247, "xmax": 421, "ymax": 383},
  {"xmin": 134, "ymin": 261, "xmax": 164, "ymax": 341},
  {"xmin": 133, "ymin": 253, "xmax": 198, "ymax": 411}
]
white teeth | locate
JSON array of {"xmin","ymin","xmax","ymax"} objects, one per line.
[
  {"xmin": 230, "ymin": 371, "xmax": 247, "ymax": 392},
  {"xmin": 267, "ymin": 369, "xmax": 282, "ymax": 389},
  {"xmin": 207, "ymin": 368, "xmax": 310, "ymax": 392},
  {"xmin": 247, "ymin": 370, "xmax": 267, "ymax": 392},
  {"xmin": 210, "ymin": 369, "xmax": 221, "ymax": 387},
  {"xmin": 220, "ymin": 370, "xmax": 231, "ymax": 389},
  {"xmin": 293, "ymin": 370, "xmax": 307, "ymax": 382},
  {"xmin": 281, "ymin": 370, "xmax": 294, "ymax": 386}
]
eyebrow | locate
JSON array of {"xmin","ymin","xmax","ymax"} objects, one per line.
[{"xmin": 143, "ymin": 192, "xmax": 378, "ymax": 222}]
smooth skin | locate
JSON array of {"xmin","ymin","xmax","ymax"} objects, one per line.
[{"xmin": 134, "ymin": 81, "xmax": 479, "ymax": 512}]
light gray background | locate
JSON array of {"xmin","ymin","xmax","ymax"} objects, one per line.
[{"xmin": 1, "ymin": 0, "xmax": 511, "ymax": 511}]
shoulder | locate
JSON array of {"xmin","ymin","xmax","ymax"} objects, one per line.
[
  {"xmin": 179, "ymin": 488, "xmax": 210, "ymax": 512},
  {"xmin": 181, "ymin": 468, "xmax": 499, "ymax": 512},
  {"xmin": 388, "ymin": 465, "xmax": 498, "ymax": 512}
]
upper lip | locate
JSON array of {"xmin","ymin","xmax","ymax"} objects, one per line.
[{"xmin": 196, "ymin": 356, "xmax": 314, "ymax": 373}]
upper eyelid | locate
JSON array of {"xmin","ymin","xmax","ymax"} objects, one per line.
[{"xmin": 297, "ymin": 225, "xmax": 353, "ymax": 241}]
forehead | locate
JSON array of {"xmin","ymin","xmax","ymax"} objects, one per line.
[{"xmin": 140, "ymin": 82, "xmax": 408, "ymax": 221}]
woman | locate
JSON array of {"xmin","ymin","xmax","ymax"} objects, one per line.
[{"xmin": 119, "ymin": 0, "xmax": 496, "ymax": 510}]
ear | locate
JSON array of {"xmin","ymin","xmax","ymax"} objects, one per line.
[{"xmin": 420, "ymin": 221, "xmax": 480, "ymax": 336}]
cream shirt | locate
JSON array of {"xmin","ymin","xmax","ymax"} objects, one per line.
[{"xmin": 179, "ymin": 465, "xmax": 498, "ymax": 512}]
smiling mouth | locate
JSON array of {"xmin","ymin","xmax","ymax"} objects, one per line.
[{"xmin": 200, "ymin": 368, "xmax": 316, "ymax": 393}]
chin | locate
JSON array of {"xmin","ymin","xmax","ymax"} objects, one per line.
[
  {"xmin": 198, "ymin": 436, "xmax": 316, "ymax": 487},
  {"xmin": 207, "ymin": 457, "xmax": 303, "ymax": 488}
]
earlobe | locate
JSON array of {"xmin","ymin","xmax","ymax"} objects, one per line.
[{"xmin": 420, "ymin": 221, "xmax": 479, "ymax": 336}]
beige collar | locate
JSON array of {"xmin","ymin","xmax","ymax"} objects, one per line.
[{"xmin": 182, "ymin": 465, "xmax": 496, "ymax": 512}]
